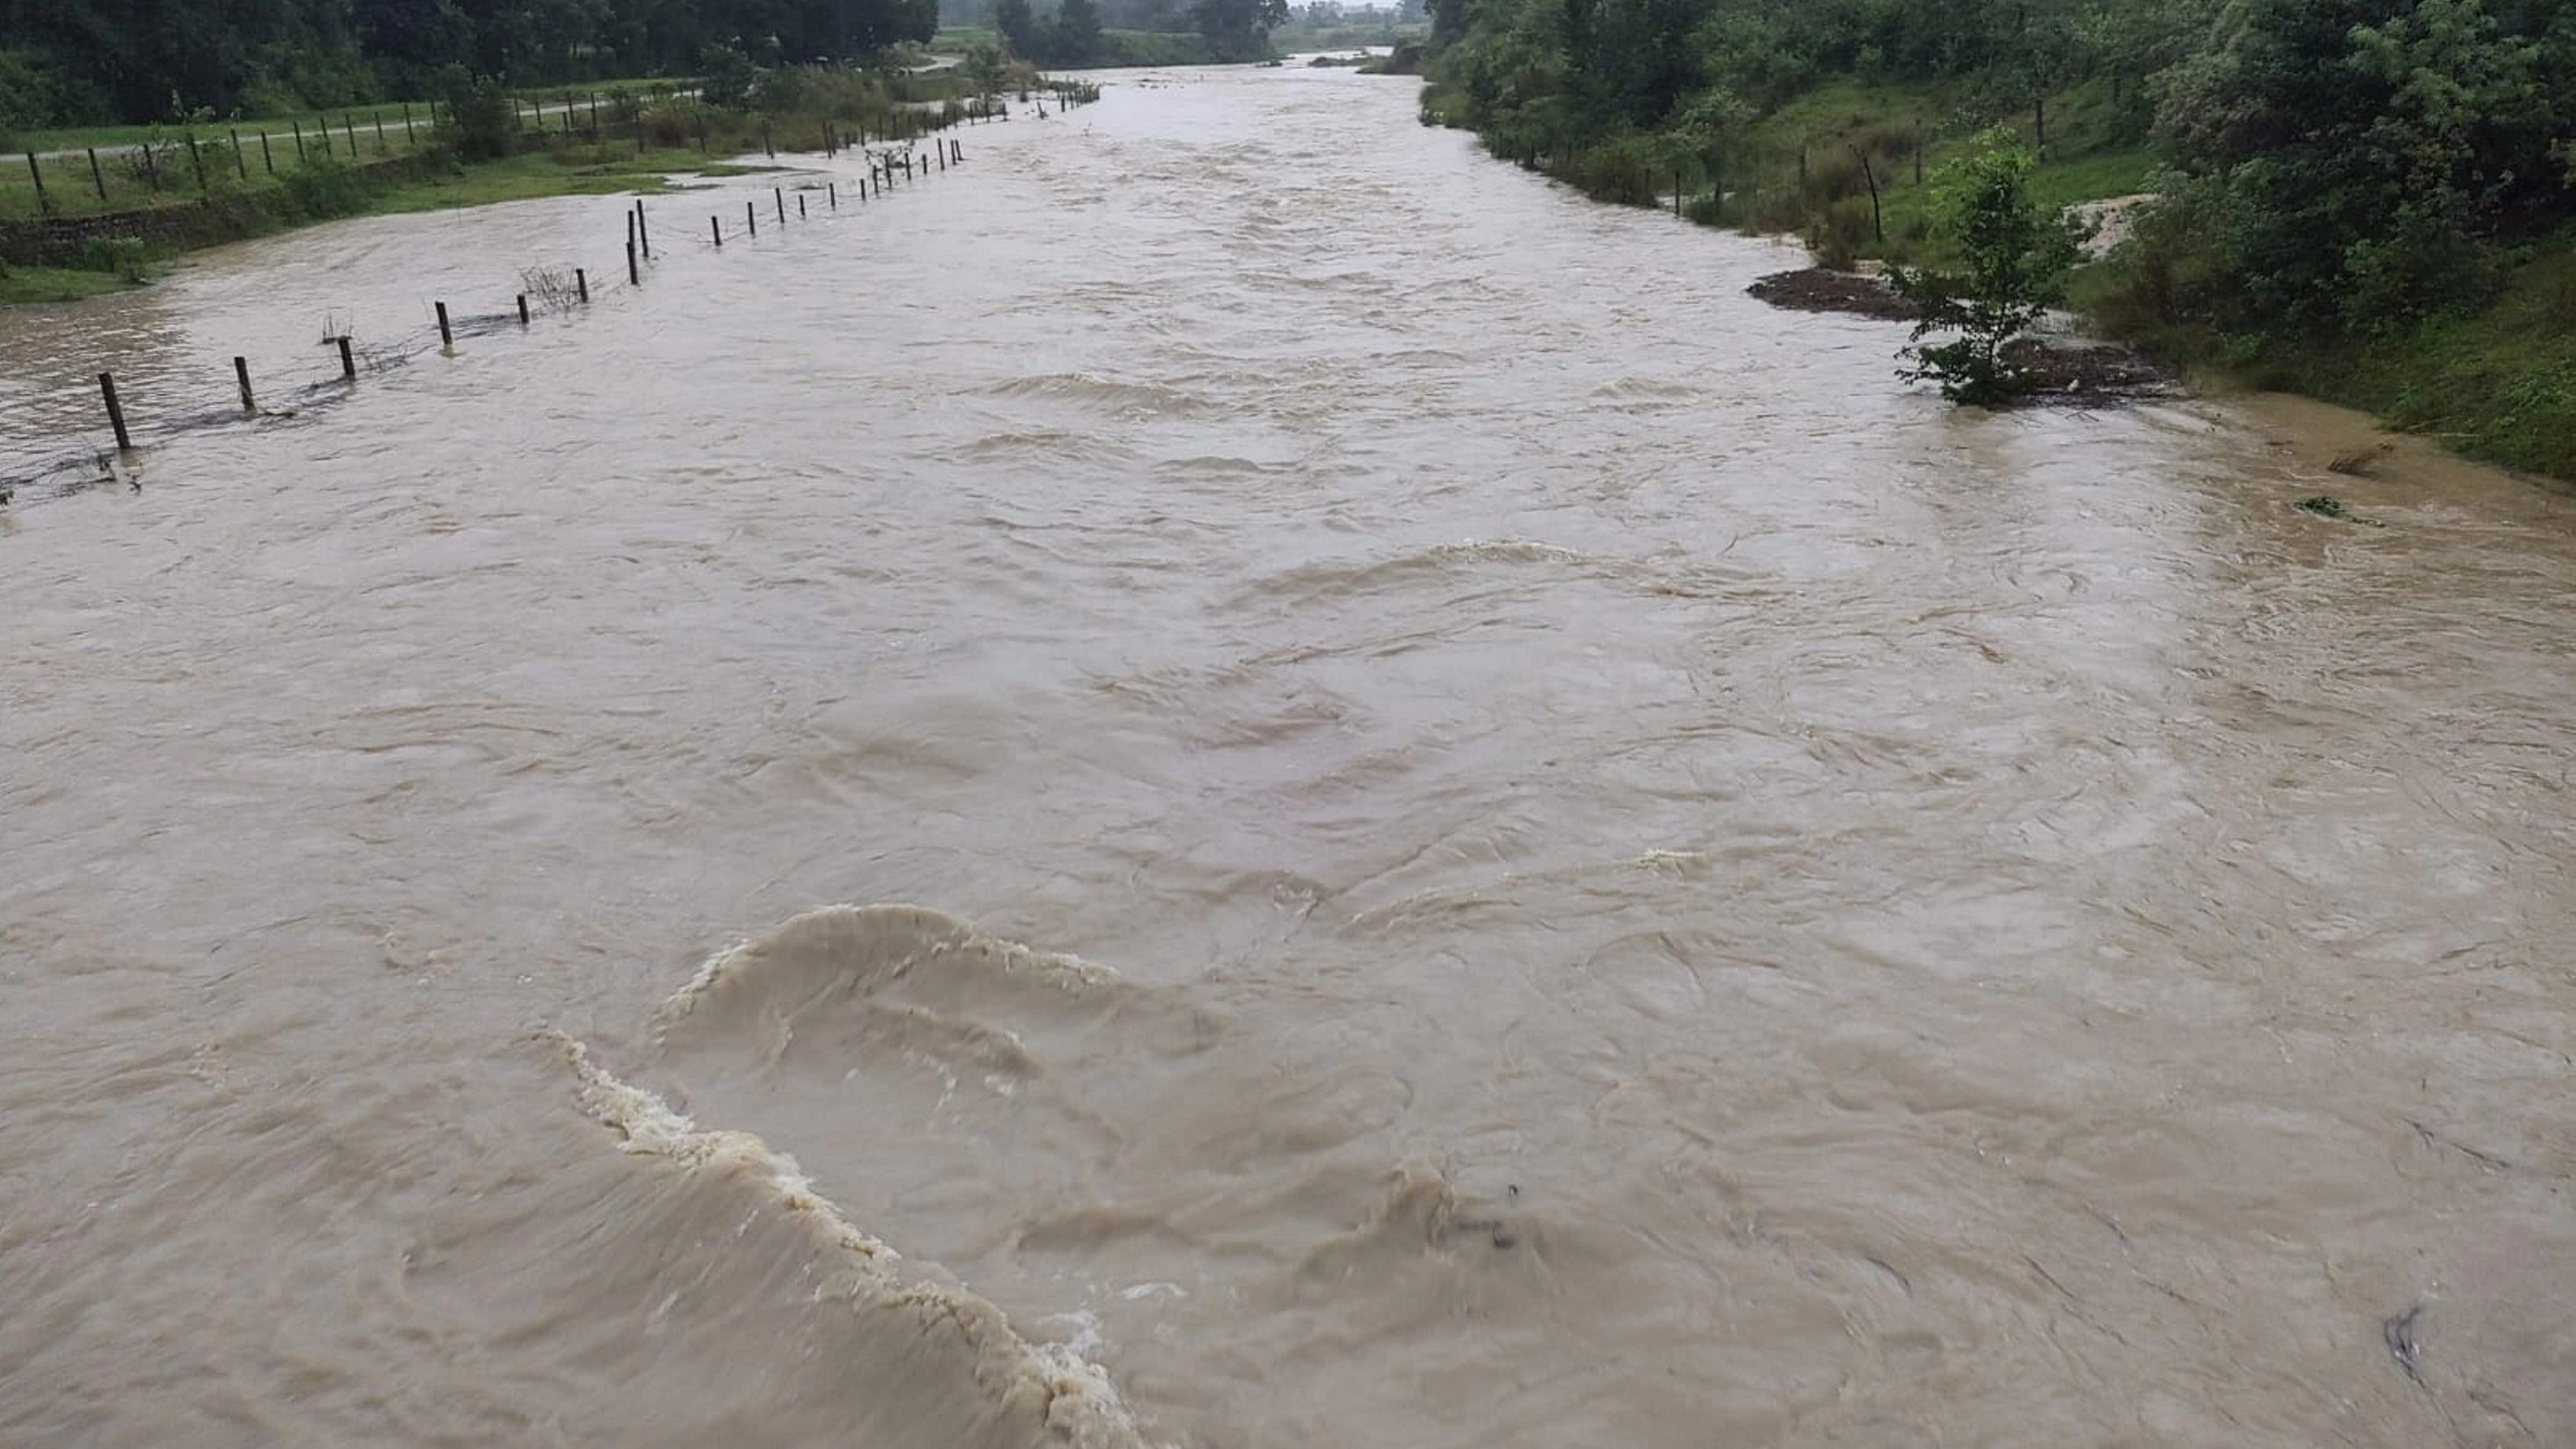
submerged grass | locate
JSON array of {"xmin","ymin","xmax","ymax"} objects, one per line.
[
  {"xmin": 0, "ymin": 263, "xmax": 140, "ymax": 303},
  {"xmin": 366, "ymin": 146, "xmax": 749, "ymax": 213}
]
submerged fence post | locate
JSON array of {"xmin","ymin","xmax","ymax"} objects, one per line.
[
  {"xmin": 636, "ymin": 201, "xmax": 650, "ymax": 259},
  {"xmin": 337, "ymin": 336, "xmax": 356, "ymax": 380},
  {"xmin": 746, "ymin": 200, "xmax": 756, "ymax": 237},
  {"xmin": 98, "ymin": 374, "xmax": 131, "ymax": 451},
  {"xmin": 518, "ymin": 294, "xmax": 531, "ymax": 325},
  {"xmin": 712, "ymin": 215, "xmax": 722, "ymax": 247},
  {"xmin": 626, "ymin": 238, "xmax": 639, "ymax": 286},
  {"xmin": 436, "ymin": 301, "xmax": 453, "ymax": 348},
  {"xmin": 828, "ymin": 181, "xmax": 836, "ymax": 209},
  {"xmin": 775, "ymin": 186, "xmax": 785, "ymax": 223},
  {"xmin": 797, "ymin": 193, "xmax": 806, "ymax": 219},
  {"xmin": 234, "ymin": 356, "xmax": 255, "ymax": 412},
  {"xmin": 575, "ymin": 268, "xmax": 589, "ymax": 303}
]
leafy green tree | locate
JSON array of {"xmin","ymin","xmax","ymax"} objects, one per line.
[
  {"xmin": 996, "ymin": 0, "xmax": 1039, "ymax": 53},
  {"xmin": 434, "ymin": 65, "xmax": 518, "ymax": 157},
  {"xmin": 2156, "ymin": 0, "xmax": 2548, "ymax": 330},
  {"xmin": 1888, "ymin": 133, "xmax": 2085, "ymax": 404},
  {"xmin": 698, "ymin": 40, "xmax": 756, "ymax": 105},
  {"xmin": 1057, "ymin": 0, "xmax": 1107, "ymax": 61},
  {"xmin": 1193, "ymin": 0, "xmax": 1290, "ymax": 59}
]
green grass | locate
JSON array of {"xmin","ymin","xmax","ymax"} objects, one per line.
[
  {"xmin": 2219, "ymin": 242, "xmax": 2576, "ymax": 481},
  {"xmin": 0, "ymin": 263, "xmax": 141, "ymax": 304},
  {"xmin": 1680, "ymin": 75, "xmax": 2151, "ymax": 267},
  {"xmin": 11, "ymin": 100, "xmax": 446, "ymax": 155},
  {"xmin": 0, "ymin": 127, "xmax": 445, "ymax": 221},
  {"xmin": 5, "ymin": 78, "xmax": 700, "ymax": 153}
]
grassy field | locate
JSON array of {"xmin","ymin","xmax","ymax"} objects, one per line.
[
  {"xmin": 4, "ymin": 78, "xmax": 694, "ymax": 155},
  {"xmin": 1680, "ymin": 76, "xmax": 2154, "ymax": 267},
  {"xmin": 0, "ymin": 263, "xmax": 139, "ymax": 304},
  {"xmin": 1, "ymin": 125, "xmax": 446, "ymax": 222}
]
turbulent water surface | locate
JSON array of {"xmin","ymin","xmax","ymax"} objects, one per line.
[{"xmin": 4, "ymin": 62, "xmax": 2573, "ymax": 1449}]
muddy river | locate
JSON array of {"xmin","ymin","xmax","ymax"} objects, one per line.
[{"xmin": 3, "ymin": 61, "xmax": 2571, "ymax": 1449}]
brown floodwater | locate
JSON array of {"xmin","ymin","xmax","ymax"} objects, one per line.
[{"xmin": 3, "ymin": 62, "xmax": 2572, "ymax": 1449}]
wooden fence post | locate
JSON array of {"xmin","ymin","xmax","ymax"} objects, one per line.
[
  {"xmin": 712, "ymin": 215, "xmax": 722, "ymax": 248},
  {"xmin": 292, "ymin": 120, "xmax": 306, "ymax": 162},
  {"xmin": 636, "ymin": 201, "xmax": 650, "ymax": 259},
  {"xmin": 518, "ymin": 294, "xmax": 531, "ymax": 324},
  {"xmin": 260, "ymin": 131, "xmax": 274, "ymax": 174},
  {"xmin": 575, "ymin": 268, "xmax": 588, "ymax": 303},
  {"xmin": 98, "ymin": 374, "xmax": 131, "ymax": 450},
  {"xmin": 338, "ymin": 336, "xmax": 356, "ymax": 379},
  {"xmin": 86, "ymin": 147, "xmax": 107, "ymax": 202},
  {"xmin": 24, "ymin": 152, "xmax": 47, "ymax": 214},
  {"xmin": 229, "ymin": 129, "xmax": 247, "ymax": 179},
  {"xmin": 436, "ymin": 301, "xmax": 453, "ymax": 348},
  {"xmin": 627, "ymin": 238, "xmax": 639, "ymax": 285},
  {"xmin": 234, "ymin": 357, "xmax": 256, "ymax": 412}
]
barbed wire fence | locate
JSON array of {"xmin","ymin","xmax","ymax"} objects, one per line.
[{"xmin": 0, "ymin": 84, "xmax": 1102, "ymax": 511}]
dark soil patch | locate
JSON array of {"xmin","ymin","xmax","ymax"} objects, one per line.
[
  {"xmin": 1745, "ymin": 268, "xmax": 2181, "ymax": 402},
  {"xmin": 2001, "ymin": 338, "xmax": 2181, "ymax": 402},
  {"xmin": 1747, "ymin": 267, "xmax": 1917, "ymax": 321}
]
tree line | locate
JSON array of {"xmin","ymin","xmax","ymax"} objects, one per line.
[
  {"xmin": 987, "ymin": 0, "xmax": 1290, "ymax": 62},
  {"xmin": 1424, "ymin": 0, "xmax": 2575, "ymax": 346},
  {"xmin": 0, "ymin": 0, "xmax": 938, "ymax": 128}
]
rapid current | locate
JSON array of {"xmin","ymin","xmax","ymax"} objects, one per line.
[{"xmin": 2, "ymin": 60, "xmax": 2571, "ymax": 1449}]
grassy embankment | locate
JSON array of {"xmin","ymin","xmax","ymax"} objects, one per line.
[{"xmin": 1424, "ymin": 73, "xmax": 2574, "ymax": 482}]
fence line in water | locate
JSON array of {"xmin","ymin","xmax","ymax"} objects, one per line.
[{"xmin": 1, "ymin": 90, "xmax": 1093, "ymax": 511}]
